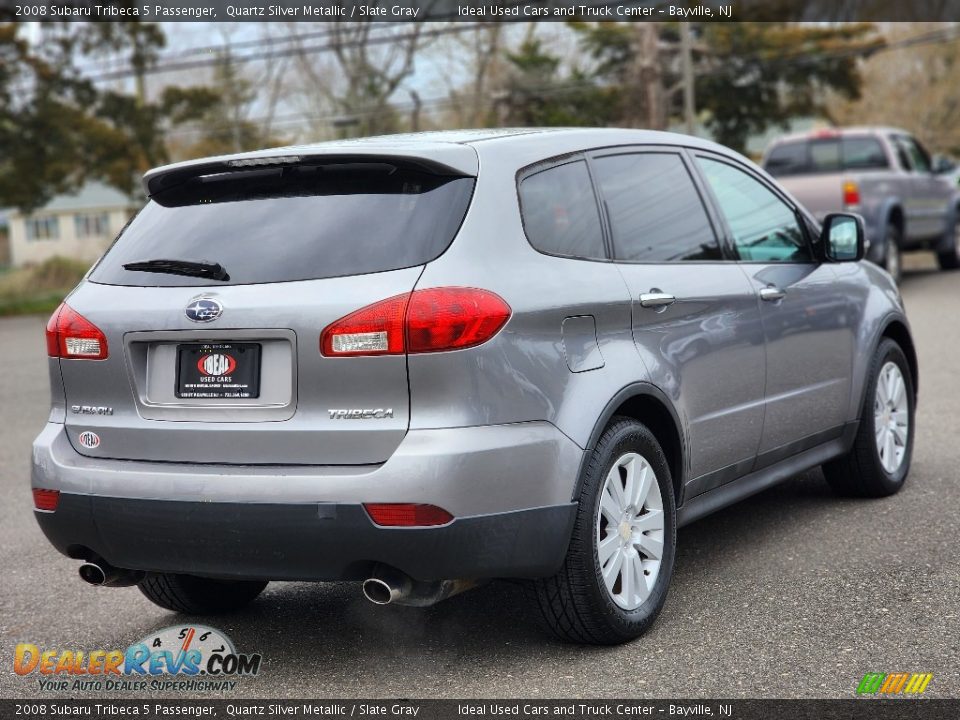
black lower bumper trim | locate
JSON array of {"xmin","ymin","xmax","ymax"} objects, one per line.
[{"xmin": 35, "ymin": 494, "xmax": 577, "ymax": 582}]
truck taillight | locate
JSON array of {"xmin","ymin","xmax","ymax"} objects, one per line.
[
  {"xmin": 843, "ymin": 181, "xmax": 861, "ymax": 207},
  {"xmin": 46, "ymin": 303, "xmax": 109, "ymax": 360},
  {"xmin": 321, "ymin": 287, "xmax": 511, "ymax": 357}
]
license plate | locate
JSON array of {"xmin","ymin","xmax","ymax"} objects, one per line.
[{"xmin": 176, "ymin": 343, "xmax": 261, "ymax": 399}]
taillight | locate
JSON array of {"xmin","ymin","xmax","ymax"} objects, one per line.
[
  {"xmin": 33, "ymin": 488, "xmax": 60, "ymax": 512},
  {"xmin": 321, "ymin": 287, "xmax": 510, "ymax": 357},
  {"xmin": 364, "ymin": 503, "xmax": 454, "ymax": 527},
  {"xmin": 46, "ymin": 303, "xmax": 108, "ymax": 360},
  {"xmin": 843, "ymin": 181, "xmax": 860, "ymax": 207}
]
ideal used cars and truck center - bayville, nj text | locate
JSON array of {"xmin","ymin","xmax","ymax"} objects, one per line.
[{"xmin": 28, "ymin": 3, "xmax": 732, "ymax": 19}]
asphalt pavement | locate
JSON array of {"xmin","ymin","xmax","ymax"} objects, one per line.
[{"xmin": 1, "ymin": 256, "xmax": 958, "ymax": 699}]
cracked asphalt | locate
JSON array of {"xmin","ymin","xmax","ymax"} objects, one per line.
[{"xmin": 1, "ymin": 256, "xmax": 957, "ymax": 699}]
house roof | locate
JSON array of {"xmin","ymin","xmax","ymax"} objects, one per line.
[{"xmin": 10, "ymin": 182, "xmax": 138, "ymax": 217}]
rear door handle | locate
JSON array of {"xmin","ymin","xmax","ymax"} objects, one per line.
[
  {"xmin": 639, "ymin": 292, "xmax": 676, "ymax": 308},
  {"xmin": 759, "ymin": 286, "xmax": 786, "ymax": 302}
]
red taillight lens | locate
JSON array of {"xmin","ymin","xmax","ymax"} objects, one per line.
[
  {"xmin": 364, "ymin": 503, "xmax": 454, "ymax": 527},
  {"xmin": 843, "ymin": 181, "xmax": 860, "ymax": 207},
  {"xmin": 320, "ymin": 293, "xmax": 409, "ymax": 357},
  {"xmin": 406, "ymin": 287, "xmax": 511, "ymax": 354},
  {"xmin": 33, "ymin": 488, "xmax": 60, "ymax": 511},
  {"xmin": 321, "ymin": 287, "xmax": 510, "ymax": 357},
  {"xmin": 46, "ymin": 303, "xmax": 108, "ymax": 360}
]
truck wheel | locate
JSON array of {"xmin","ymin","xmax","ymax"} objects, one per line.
[
  {"xmin": 529, "ymin": 417, "xmax": 676, "ymax": 645},
  {"xmin": 883, "ymin": 224, "xmax": 902, "ymax": 283},
  {"xmin": 936, "ymin": 216, "xmax": 960, "ymax": 270},
  {"xmin": 139, "ymin": 574, "xmax": 268, "ymax": 614},
  {"xmin": 822, "ymin": 338, "xmax": 914, "ymax": 497}
]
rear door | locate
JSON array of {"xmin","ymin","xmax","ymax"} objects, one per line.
[
  {"xmin": 60, "ymin": 158, "xmax": 475, "ymax": 465},
  {"xmin": 692, "ymin": 152, "xmax": 855, "ymax": 464},
  {"xmin": 589, "ymin": 148, "xmax": 767, "ymax": 498},
  {"xmin": 892, "ymin": 134, "xmax": 954, "ymax": 240}
]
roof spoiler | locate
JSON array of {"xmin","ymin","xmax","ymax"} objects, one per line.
[{"xmin": 142, "ymin": 146, "xmax": 479, "ymax": 198}]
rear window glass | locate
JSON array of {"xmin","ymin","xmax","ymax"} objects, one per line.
[
  {"xmin": 518, "ymin": 160, "xmax": 606, "ymax": 260},
  {"xmin": 764, "ymin": 137, "xmax": 889, "ymax": 177},
  {"xmin": 90, "ymin": 162, "xmax": 475, "ymax": 286}
]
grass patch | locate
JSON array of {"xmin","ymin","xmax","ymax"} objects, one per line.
[{"xmin": 0, "ymin": 257, "xmax": 91, "ymax": 317}]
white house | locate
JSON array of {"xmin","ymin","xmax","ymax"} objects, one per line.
[{"xmin": 8, "ymin": 182, "xmax": 140, "ymax": 268}]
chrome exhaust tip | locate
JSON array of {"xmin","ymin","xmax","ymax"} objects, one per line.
[
  {"xmin": 78, "ymin": 559, "xmax": 144, "ymax": 588},
  {"xmin": 78, "ymin": 562, "xmax": 107, "ymax": 586},
  {"xmin": 361, "ymin": 564, "xmax": 481, "ymax": 607},
  {"xmin": 362, "ymin": 577, "xmax": 401, "ymax": 605}
]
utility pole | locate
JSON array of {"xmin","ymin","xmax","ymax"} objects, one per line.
[{"xmin": 680, "ymin": 22, "xmax": 696, "ymax": 136}]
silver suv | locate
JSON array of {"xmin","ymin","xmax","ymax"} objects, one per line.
[{"xmin": 32, "ymin": 129, "xmax": 917, "ymax": 645}]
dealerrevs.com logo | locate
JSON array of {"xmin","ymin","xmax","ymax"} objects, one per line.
[{"xmin": 15, "ymin": 625, "xmax": 261, "ymax": 692}]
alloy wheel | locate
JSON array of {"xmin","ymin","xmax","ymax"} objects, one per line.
[
  {"xmin": 874, "ymin": 361, "xmax": 909, "ymax": 474},
  {"xmin": 596, "ymin": 452, "xmax": 665, "ymax": 610}
]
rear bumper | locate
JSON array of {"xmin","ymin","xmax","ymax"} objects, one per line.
[
  {"xmin": 31, "ymin": 421, "xmax": 582, "ymax": 581},
  {"xmin": 35, "ymin": 494, "xmax": 576, "ymax": 581}
]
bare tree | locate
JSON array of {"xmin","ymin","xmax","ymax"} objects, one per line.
[
  {"xmin": 288, "ymin": 22, "xmax": 429, "ymax": 138},
  {"xmin": 829, "ymin": 23, "xmax": 960, "ymax": 153}
]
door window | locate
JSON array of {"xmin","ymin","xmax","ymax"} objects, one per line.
[
  {"xmin": 696, "ymin": 157, "xmax": 812, "ymax": 263},
  {"xmin": 897, "ymin": 136, "xmax": 932, "ymax": 173},
  {"xmin": 592, "ymin": 152, "xmax": 721, "ymax": 262}
]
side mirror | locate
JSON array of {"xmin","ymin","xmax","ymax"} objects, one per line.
[{"xmin": 821, "ymin": 213, "xmax": 864, "ymax": 262}]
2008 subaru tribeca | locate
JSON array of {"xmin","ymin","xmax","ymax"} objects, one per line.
[{"xmin": 32, "ymin": 129, "xmax": 917, "ymax": 645}]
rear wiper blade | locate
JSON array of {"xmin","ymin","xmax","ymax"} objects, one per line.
[{"xmin": 122, "ymin": 259, "xmax": 230, "ymax": 281}]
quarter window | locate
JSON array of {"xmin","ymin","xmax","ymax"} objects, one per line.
[
  {"xmin": 696, "ymin": 157, "xmax": 812, "ymax": 263},
  {"xmin": 518, "ymin": 160, "xmax": 606, "ymax": 260},
  {"xmin": 592, "ymin": 152, "xmax": 721, "ymax": 262}
]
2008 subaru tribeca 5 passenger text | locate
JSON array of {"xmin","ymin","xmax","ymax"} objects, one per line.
[{"xmin": 32, "ymin": 129, "xmax": 918, "ymax": 645}]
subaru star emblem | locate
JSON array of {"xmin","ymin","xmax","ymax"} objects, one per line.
[{"xmin": 185, "ymin": 298, "xmax": 223, "ymax": 323}]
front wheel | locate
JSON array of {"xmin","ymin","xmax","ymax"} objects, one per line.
[
  {"xmin": 139, "ymin": 574, "xmax": 268, "ymax": 614},
  {"xmin": 882, "ymin": 224, "xmax": 903, "ymax": 283},
  {"xmin": 822, "ymin": 338, "xmax": 914, "ymax": 497},
  {"xmin": 529, "ymin": 417, "xmax": 676, "ymax": 645},
  {"xmin": 936, "ymin": 216, "xmax": 960, "ymax": 270}
]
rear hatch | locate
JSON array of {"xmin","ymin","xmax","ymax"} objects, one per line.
[{"xmin": 55, "ymin": 154, "xmax": 475, "ymax": 465}]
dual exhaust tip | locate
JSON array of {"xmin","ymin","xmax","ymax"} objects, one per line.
[{"xmin": 77, "ymin": 559, "xmax": 471, "ymax": 606}]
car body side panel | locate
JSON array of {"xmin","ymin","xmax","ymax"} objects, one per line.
[
  {"xmin": 407, "ymin": 152, "xmax": 639, "ymax": 458},
  {"xmin": 831, "ymin": 261, "xmax": 912, "ymax": 421},
  {"xmin": 616, "ymin": 263, "xmax": 766, "ymax": 493}
]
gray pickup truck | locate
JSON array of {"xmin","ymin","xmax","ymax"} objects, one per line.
[{"xmin": 763, "ymin": 127, "xmax": 960, "ymax": 281}]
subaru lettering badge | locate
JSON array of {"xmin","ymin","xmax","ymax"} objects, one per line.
[{"xmin": 185, "ymin": 298, "xmax": 223, "ymax": 323}]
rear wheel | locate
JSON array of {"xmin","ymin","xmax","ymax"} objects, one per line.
[
  {"xmin": 936, "ymin": 216, "xmax": 960, "ymax": 270},
  {"xmin": 822, "ymin": 338, "xmax": 914, "ymax": 497},
  {"xmin": 883, "ymin": 223, "xmax": 903, "ymax": 283},
  {"xmin": 529, "ymin": 417, "xmax": 676, "ymax": 645},
  {"xmin": 139, "ymin": 574, "xmax": 268, "ymax": 614}
]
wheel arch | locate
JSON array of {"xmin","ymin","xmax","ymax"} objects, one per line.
[
  {"xmin": 575, "ymin": 383, "xmax": 687, "ymax": 506},
  {"xmin": 886, "ymin": 204, "xmax": 905, "ymax": 235},
  {"xmin": 880, "ymin": 318, "xmax": 919, "ymax": 403}
]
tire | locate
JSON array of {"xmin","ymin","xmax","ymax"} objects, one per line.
[
  {"xmin": 822, "ymin": 338, "xmax": 915, "ymax": 497},
  {"xmin": 936, "ymin": 216, "xmax": 960, "ymax": 270},
  {"xmin": 529, "ymin": 417, "xmax": 676, "ymax": 645},
  {"xmin": 882, "ymin": 223, "xmax": 903, "ymax": 284},
  {"xmin": 138, "ymin": 574, "xmax": 268, "ymax": 614}
]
